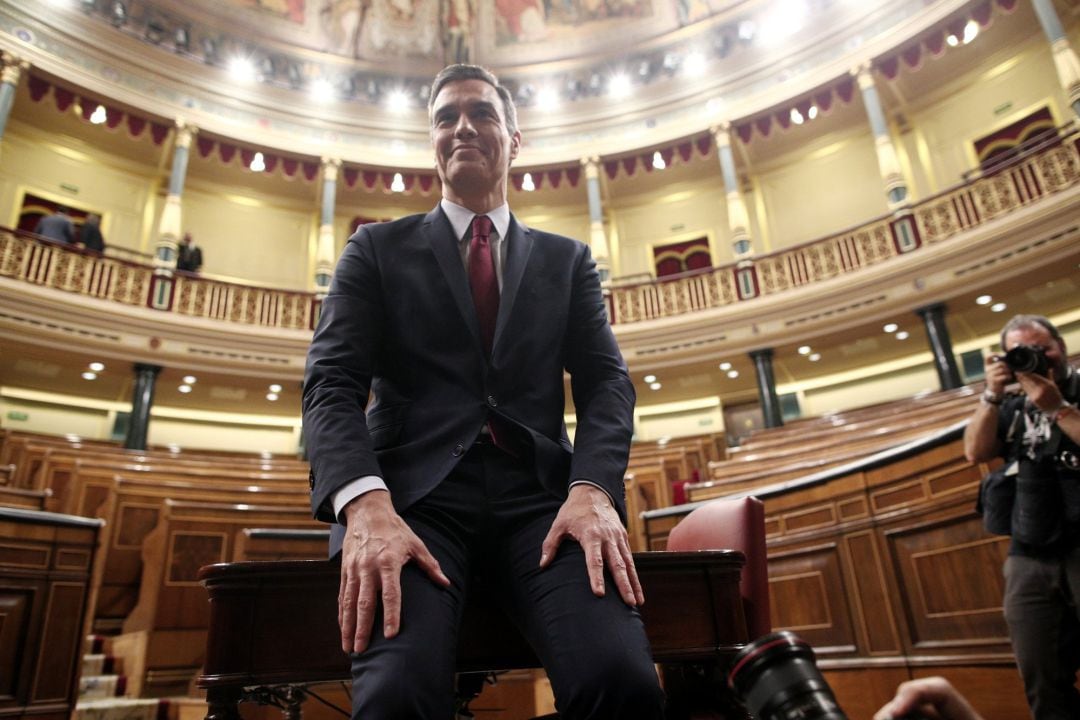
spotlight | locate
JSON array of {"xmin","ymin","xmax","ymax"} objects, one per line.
[
  {"xmin": 807, "ymin": 104, "xmax": 818, "ymax": 120},
  {"xmin": 228, "ymin": 56, "xmax": 257, "ymax": 83},
  {"xmin": 179, "ymin": 384, "xmax": 192, "ymax": 394},
  {"xmin": 183, "ymin": 376, "xmax": 197, "ymax": 384},
  {"xmin": 644, "ymin": 374, "xmax": 657, "ymax": 383},
  {"xmin": 522, "ymin": 173, "xmax": 536, "ymax": 192},
  {"xmin": 727, "ymin": 370, "xmax": 739, "ymax": 379},
  {"xmin": 683, "ymin": 52, "xmax": 706, "ymax": 77},
  {"xmin": 962, "ymin": 20, "xmax": 978, "ymax": 44},
  {"xmin": 110, "ymin": 0, "xmax": 127, "ymax": 26},
  {"xmin": 82, "ymin": 371, "xmax": 98, "ymax": 381},
  {"xmin": 310, "ymin": 78, "xmax": 334, "ymax": 103},
  {"xmin": 883, "ymin": 323, "xmax": 898, "ymax": 333},
  {"xmin": 896, "ymin": 331, "xmax": 910, "ymax": 340},
  {"xmin": 718, "ymin": 363, "xmax": 731, "ymax": 371},
  {"xmin": 808, "ymin": 353, "xmax": 822, "ymax": 362},
  {"xmin": 790, "ymin": 108, "xmax": 804, "ymax": 125},
  {"xmin": 536, "ymin": 86, "xmax": 559, "ymax": 109},
  {"xmin": 608, "ymin": 73, "xmax": 631, "ymax": 99},
  {"xmin": 249, "ymin": 152, "xmax": 266, "ymax": 172},
  {"xmin": 89, "ymin": 362, "xmax": 105, "ymax": 372},
  {"xmin": 797, "ymin": 346, "xmax": 811, "ymax": 355},
  {"xmin": 89, "ymin": 105, "xmax": 107, "ymax": 124},
  {"xmin": 975, "ymin": 294, "xmax": 992, "ymax": 305},
  {"xmin": 386, "ymin": 89, "xmax": 409, "ymax": 112},
  {"xmin": 390, "ymin": 173, "xmax": 405, "ymax": 192},
  {"xmin": 990, "ymin": 302, "xmax": 1007, "ymax": 313},
  {"xmin": 269, "ymin": 384, "xmax": 283, "ymax": 393},
  {"xmin": 174, "ymin": 26, "xmax": 190, "ymax": 53},
  {"xmin": 650, "ymin": 382, "xmax": 662, "ymax": 390},
  {"xmin": 652, "ymin": 151, "xmax": 666, "ymax": 170},
  {"xmin": 201, "ymin": 36, "xmax": 219, "ymax": 64}
]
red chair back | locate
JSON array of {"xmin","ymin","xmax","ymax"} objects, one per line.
[{"xmin": 666, "ymin": 496, "xmax": 771, "ymax": 640}]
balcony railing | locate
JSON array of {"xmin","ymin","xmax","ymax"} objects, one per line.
[{"xmin": 2, "ymin": 126, "xmax": 1077, "ymax": 332}]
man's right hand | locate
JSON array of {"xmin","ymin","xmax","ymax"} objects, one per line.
[
  {"xmin": 338, "ymin": 490, "xmax": 450, "ymax": 654},
  {"xmin": 983, "ymin": 353, "xmax": 1012, "ymax": 395}
]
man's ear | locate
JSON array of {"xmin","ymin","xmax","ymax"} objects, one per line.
[{"xmin": 509, "ymin": 131, "xmax": 521, "ymax": 161}]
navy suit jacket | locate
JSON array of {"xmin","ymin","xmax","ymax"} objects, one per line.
[{"xmin": 303, "ymin": 206, "xmax": 635, "ymax": 555}]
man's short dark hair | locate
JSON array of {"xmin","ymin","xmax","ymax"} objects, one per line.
[
  {"xmin": 1000, "ymin": 314, "xmax": 1064, "ymax": 349},
  {"xmin": 428, "ymin": 64, "xmax": 518, "ymax": 136}
]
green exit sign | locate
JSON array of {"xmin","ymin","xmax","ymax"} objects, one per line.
[
  {"xmin": 6, "ymin": 411, "xmax": 28, "ymax": 421},
  {"xmin": 993, "ymin": 102, "xmax": 1013, "ymax": 116}
]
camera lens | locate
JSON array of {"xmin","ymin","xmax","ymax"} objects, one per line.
[
  {"xmin": 728, "ymin": 631, "xmax": 847, "ymax": 720},
  {"xmin": 1004, "ymin": 345, "xmax": 1047, "ymax": 375}
]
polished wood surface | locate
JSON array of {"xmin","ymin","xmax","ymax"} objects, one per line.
[
  {"xmin": 0, "ymin": 508, "xmax": 103, "ymax": 720},
  {"xmin": 197, "ymin": 551, "xmax": 748, "ymax": 719}
]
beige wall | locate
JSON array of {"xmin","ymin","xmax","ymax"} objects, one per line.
[
  {"xmin": 0, "ymin": 124, "xmax": 156, "ymax": 255},
  {"xmin": 147, "ymin": 417, "xmax": 299, "ymax": 454},
  {"xmin": 910, "ymin": 39, "xmax": 1067, "ymax": 191},
  {"xmin": 755, "ymin": 129, "xmax": 886, "ymax": 250},
  {"xmin": 0, "ymin": 395, "xmax": 114, "ymax": 439}
]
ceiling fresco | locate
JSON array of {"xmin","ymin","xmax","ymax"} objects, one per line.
[{"xmin": 204, "ymin": 0, "xmax": 733, "ymax": 67}]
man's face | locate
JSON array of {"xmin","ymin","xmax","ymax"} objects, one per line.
[
  {"xmin": 431, "ymin": 79, "xmax": 520, "ymax": 200},
  {"xmin": 1003, "ymin": 325, "xmax": 1068, "ymax": 383}
]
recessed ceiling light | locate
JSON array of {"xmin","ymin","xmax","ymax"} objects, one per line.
[
  {"xmin": 178, "ymin": 384, "xmax": 192, "ymax": 393},
  {"xmin": 81, "ymin": 371, "xmax": 97, "ymax": 380},
  {"xmin": 386, "ymin": 89, "xmax": 409, "ymax": 113},
  {"xmin": 727, "ymin": 370, "xmax": 739, "ymax": 379},
  {"xmin": 269, "ymin": 384, "xmax": 283, "ymax": 393},
  {"xmin": 808, "ymin": 353, "xmax": 822, "ymax": 362},
  {"xmin": 89, "ymin": 362, "xmax": 105, "ymax": 372},
  {"xmin": 227, "ymin": 55, "xmax": 257, "ymax": 83},
  {"xmin": 649, "ymin": 382, "xmax": 661, "ymax": 391},
  {"xmin": 991, "ymin": 302, "xmax": 1007, "ymax": 312},
  {"xmin": 895, "ymin": 330, "xmax": 910, "ymax": 340},
  {"xmin": 719, "ymin": 362, "xmax": 731, "ymax": 370},
  {"xmin": 797, "ymin": 346, "xmax": 811, "ymax": 355},
  {"xmin": 975, "ymin": 295, "xmax": 992, "ymax": 306},
  {"xmin": 266, "ymin": 392, "xmax": 279, "ymax": 401},
  {"xmin": 608, "ymin": 73, "xmax": 631, "ymax": 99},
  {"xmin": 310, "ymin": 78, "xmax": 335, "ymax": 103},
  {"xmin": 183, "ymin": 375, "xmax": 197, "ymax": 384},
  {"xmin": 883, "ymin": 323, "xmax": 898, "ymax": 333},
  {"xmin": 644, "ymin": 374, "xmax": 657, "ymax": 383}
]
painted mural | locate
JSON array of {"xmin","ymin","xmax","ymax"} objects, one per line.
[{"xmin": 237, "ymin": 0, "xmax": 307, "ymax": 24}]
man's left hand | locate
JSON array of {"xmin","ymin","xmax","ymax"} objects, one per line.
[
  {"xmin": 539, "ymin": 484, "xmax": 645, "ymax": 607},
  {"xmin": 1016, "ymin": 370, "xmax": 1063, "ymax": 414}
]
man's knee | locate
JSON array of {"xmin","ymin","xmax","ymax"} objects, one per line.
[
  {"xmin": 556, "ymin": 654, "xmax": 665, "ymax": 719},
  {"xmin": 350, "ymin": 645, "xmax": 456, "ymax": 719}
]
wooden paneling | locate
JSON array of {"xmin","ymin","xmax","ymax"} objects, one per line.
[{"xmin": 0, "ymin": 508, "xmax": 102, "ymax": 720}]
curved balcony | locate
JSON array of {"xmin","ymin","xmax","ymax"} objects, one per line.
[{"xmin": 2, "ymin": 124, "xmax": 1077, "ymax": 385}]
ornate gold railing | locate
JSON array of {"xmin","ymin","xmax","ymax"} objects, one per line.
[
  {"xmin": 2, "ymin": 130, "xmax": 1077, "ymax": 331},
  {"xmin": 607, "ymin": 128, "xmax": 1080, "ymax": 323}
]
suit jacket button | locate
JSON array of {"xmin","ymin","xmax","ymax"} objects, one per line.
[
  {"xmin": 452, "ymin": 444, "xmax": 465, "ymax": 457},
  {"xmin": 487, "ymin": 395, "xmax": 498, "ymax": 407}
]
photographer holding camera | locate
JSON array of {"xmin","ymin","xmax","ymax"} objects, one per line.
[{"xmin": 964, "ymin": 314, "xmax": 1080, "ymax": 720}]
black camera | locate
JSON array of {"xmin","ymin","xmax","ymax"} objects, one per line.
[
  {"xmin": 728, "ymin": 631, "xmax": 929, "ymax": 720},
  {"xmin": 1003, "ymin": 344, "xmax": 1049, "ymax": 376}
]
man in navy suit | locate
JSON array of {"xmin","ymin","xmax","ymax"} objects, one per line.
[{"xmin": 302, "ymin": 64, "xmax": 663, "ymax": 719}]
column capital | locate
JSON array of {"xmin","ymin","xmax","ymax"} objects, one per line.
[
  {"xmin": 321, "ymin": 157, "xmax": 342, "ymax": 180},
  {"xmin": 851, "ymin": 62, "xmax": 875, "ymax": 89},
  {"xmin": 710, "ymin": 123, "xmax": 732, "ymax": 147},
  {"xmin": 581, "ymin": 156, "xmax": 600, "ymax": 179},
  {"xmin": 174, "ymin": 120, "xmax": 198, "ymax": 148},
  {"xmin": 1, "ymin": 51, "xmax": 29, "ymax": 85}
]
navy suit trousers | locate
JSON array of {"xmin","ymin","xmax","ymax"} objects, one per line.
[{"xmin": 348, "ymin": 444, "xmax": 664, "ymax": 719}]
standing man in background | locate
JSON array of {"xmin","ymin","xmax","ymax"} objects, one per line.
[
  {"xmin": 964, "ymin": 314, "xmax": 1080, "ymax": 720},
  {"xmin": 33, "ymin": 205, "xmax": 74, "ymax": 244},
  {"xmin": 303, "ymin": 64, "xmax": 663, "ymax": 719},
  {"xmin": 177, "ymin": 232, "xmax": 203, "ymax": 272},
  {"xmin": 78, "ymin": 213, "xmax": 105, "ymax": 253}
]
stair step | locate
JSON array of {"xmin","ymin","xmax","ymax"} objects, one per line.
[
  {"xmin": 79, "ymin": 675, "xmax": 127, "ymax": 699},
  {"xmin": 75, "ymin": 698, "xmax": 161, "ymax": 720}
]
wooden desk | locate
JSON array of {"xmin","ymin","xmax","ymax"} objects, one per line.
[{"xmin": 198, "ymin": 551, "xmax": 748, "ymax": 719}]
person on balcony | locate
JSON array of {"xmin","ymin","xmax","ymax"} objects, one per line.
[
  {"xmin": 78, "ymin": 213, "xmax": 105, "ymax": 253},
  {"xmin": 965, "ymin": 314, "xmax": 1080, "ymax": 720},
  {"xmin": 303, "ymin": 63, "xmax": 662, "ymax": 720},
  {"xmin": 33, "ymin": 206, "xmax": 75, "ymax": 244},
  {"xmin": 176, "ymin": 232, "xmax": 203, "ymax": 272}
]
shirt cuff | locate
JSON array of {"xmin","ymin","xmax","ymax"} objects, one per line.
[
  {"xmin": 332, "ymin": 475, "xmax": 388, "ymax": 521},
  {"xmin": 569, "ymin": 479, "xmax": 615, "ymax": 507}
]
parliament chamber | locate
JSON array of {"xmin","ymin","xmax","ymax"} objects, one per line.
[{"xmin": 1, "ymin": 0, "xmax": 1079, "ymax": 718}]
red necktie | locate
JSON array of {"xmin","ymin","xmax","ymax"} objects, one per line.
[{"xmin": 468, "ymin": 215, "xmax": 499, "ymax": 356}]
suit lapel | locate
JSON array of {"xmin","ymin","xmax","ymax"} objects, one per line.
[
  {"xmin": 422, "ymin": 206, "xmax": 483, "ymax": 352},
  {"xmin": 493, "ymin": 215, "xmax": 534, "ymax": 355}
]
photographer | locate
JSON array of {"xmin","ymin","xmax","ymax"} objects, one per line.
[{"xmin": 964, "ymin": 314, "xmax": 1080, "ymax": 720}]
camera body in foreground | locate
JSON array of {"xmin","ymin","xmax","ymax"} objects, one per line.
[{"xmin": 1002, "ymin": 344, "xmax": 1049, "ymax": 376}]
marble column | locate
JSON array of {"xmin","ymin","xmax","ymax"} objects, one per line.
[
  {"xmin": 712, "ymin": 123, "xmax": 753, "ymax": 258},
  {"xmin": 853, "ymin": 64, "xmax": 908, "ymax": 209},
  {"xmin": 917, "ymin": 303, "xmax": 962, "ymax": 391},
  {"xmin": 315, "ymin": 158, "xmax": 341, "ymax": 293},
  {"xmin": 750, "ymin": 348, "xmax": 784, "ymax": 429},
  {"xmin": 581, "ymin": 157, "xmax": 611, "ymax": 282},
  {"xmin": 155, "ymin": 121, "xmax": 197, "ymax": 270},
  {"xmin": 124, "ymin": 363, "xmax": 162, "ymax": 450},
  {"xmin": 0, "ymin": 52, "xmax": 29, "ymax": 145},
  {"xmin": 1032, "ymin": 0, "xmax": 1080, "ymax": 116}
]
